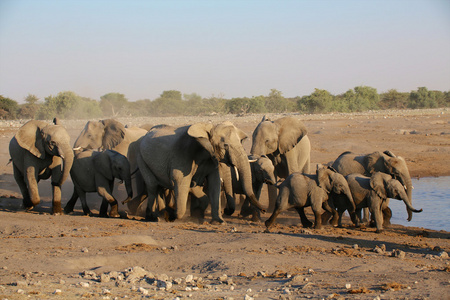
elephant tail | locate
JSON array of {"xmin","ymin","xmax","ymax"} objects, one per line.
[{"xmin": 6, "ymin": 158, "xmax": 12, "ymax": 166}]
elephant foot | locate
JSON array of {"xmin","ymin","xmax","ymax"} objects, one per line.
[
  {"xmin": 251, "ymin": 213, "xmax": 261, "ymax": 223},
  {"xmin": 145, "ymin": 213, "xmax": 159, "ymax": 222},
  {"xmin": 83, "ymin": 210, "xmax": 94, "ymax": 217},
  {"xmin": 64, "ymin": 207, "xmax": 74, "ymax": 214},
  {"xmin": 126, "ymin": 198, "xmax": 143, "ymax": 215},
  {"xmin": 210, "ymin": 218, "xmax": 225, "ymax": 225},
  {"xmin": 239, "ymin": 206, "xmax": 253, "ymax": 218},
  {"xmin": 99, "ymin": 213, "xmax": 109, "ymax": 218},
  {"xmin": 109, "ymin": 212, "xmax": 120, "ymax": 218},
  {"xmin": 223, "ymin": 207, "xmax": 235, "ymax": 216},
  {"xmin": 375, "ymin": 228, "xmax": 384, "ymax": 233},
  {"xmin": 301, "ymin": 220, "xmax": 313, "ymax": 228}
]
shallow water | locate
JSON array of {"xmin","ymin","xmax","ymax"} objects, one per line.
[{"xmin": 389, "ymin": 176, "xmax": 450, "ymax": 231}]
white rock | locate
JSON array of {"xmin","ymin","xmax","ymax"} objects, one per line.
[
  {"xmin": 244, "ymin": 295, "xmax": 254, "ymax": 300},
  {"xmin": 345, "ymin": 283, "xmax": 351, "ymax": 289},
  {"xmin": 80, "ymin": 282, "xmax": 90, "ymax": 288},
  {"xmin": 54, "ymin": 289, "xmax": 62, "ymax": 294},
  {"xmin": 185, "ymin": 274, "xmax": 194, "ymax": 283},
  {"xmin": 138, "ymin": 287, "xmax": 148, "ymax": 295}
]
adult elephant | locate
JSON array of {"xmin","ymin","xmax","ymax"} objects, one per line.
[
  {"xmin": 331, "ymin": 150, "xmax": 415, "ymax": 221},
  {"xmin": 136, "ymin": 122, "xmax": 265, "ymax": 223},
  {"xmin": 245, "ymin": 116, "xmax": 311, "ymax": 221},
  {"xmin": 343, "ymin": 172, "xmax": 422, "ymax": 233},
  {"xmin": 9, "ymin": 120, "xmax": 74, "ymax": 214}
]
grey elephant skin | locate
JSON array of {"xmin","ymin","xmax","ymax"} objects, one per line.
[
  {"xmin": 72, "ymin": 119, "xmax": 147, "ymax": 211},
  {"xmin": 265, "ymin": 166, "xmax": 355, "ymax": 230},
  {"xmin": 220, "ymin": 155, "xmax": 276, "ymax": 217},
  {"xmin": 136, "ymin": 122, "xmax": 265, "ymax": 223},
  {"xmin": 9, "ymin": 120, "xmax": 74, "ymax": 214},
  {"xmin": 248, "ymin": 116, "xmax": 311, "ymax": 221},
  {"xmin": 64, "ymin": 149, "xmax": 133, "ymax": 217},
  {"xmin": 332, "ymin": 150, "xmax": 415, "ymax": 221},
  {"xmin": 343, "ymin": 172, "xmax": 422, "ymax": 233}
]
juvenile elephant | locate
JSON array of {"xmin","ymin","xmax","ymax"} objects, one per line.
[
  {"xmin": 9, "ymin": 120, "xmax": 74, "ymax": 214},
  {"xmin": 64, "ymin": 149, "xmax": 133, "ymax": 217},
  {"xmin": 265, "ymin": 166, "xmax": 355, "ymax": 230},
  {"xmin": 220, "ymin": 155, "xmax": 276, "ymax": 217},
  {"xmin": 343, "ymin": 172, "xmax": 422, "ymax": 233},
  {"xmin": 332, "ymin": 150, "xmax": 414, "ymax": 222},
  {"xmin": 73, "ymin": 119, "xmax": 147, "ymax": 214},
  {"xmin": 247, "ymin": 116, "xmax": 311, "ymax": 221},
  {"xmin": 136, "ymin": 122, "xmax": 265, "ymax": 223}
]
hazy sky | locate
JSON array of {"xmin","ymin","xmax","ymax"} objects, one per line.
[{"xmin": 1, "ymin": 0, "xmax": 449, "ymax": 103}]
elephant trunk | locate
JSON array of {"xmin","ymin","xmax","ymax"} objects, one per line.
[
  {"xmin": 399, "ymin": 175, "xmax": 414, "ymax": 221},
  {"xmin": 403, "ymin": 198, "xmax": 422, "ymax": 220},
  {"xmin": 232, "ymin": 149, "xmax": 265, "ymax": 212},
  {"xmin": 344, "ymin": 189, "xmax": 356, "ymax": 213},
  {"xmin": 59, "ymin": 144, "xmax": 74, "ymax": 185}
]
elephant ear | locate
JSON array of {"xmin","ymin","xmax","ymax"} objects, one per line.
[
  {"xmin": 15, "ymin": 120, "xmax": 48, "ymax": 159},
  {"xmin": 317, "ymin": 165, "xmax": 332, "ymax": 191},
  {"xmin": 187, "ymin": 122, "xmax": 215, "ymax": 157},
  {"xmin": 364, "ymin": 151, "xmax": 383, "ymax": 174},
  {"xmin": 370, "ymin": 172, "xmax": 389, "ymax": 199},
  {"xmin": 93, "ymin": 151, "xmax": 114, "ymax": 181},
  {"xmin": 101, "ymin": 119, "xmax": 126, "ymax": 150},
  {"xmin": 275, "ymin": 117, "xmax": 308, "ymax": 154}
]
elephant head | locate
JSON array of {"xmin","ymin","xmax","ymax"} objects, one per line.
[
  {"xmin": 365, "ymin": 150, "xmax": 414, "ymax": 220},
  {"xmin": 94, "ymin": 150, "xmax": 133, "ymax": 204},
  {"xmin": 187, "ymin": 121, "xmax": 265, "ymax": 213},
  {"xmin": 15, "ymin": 120, "xmax": 74, "ymax": 186},
  {"xmin": 250, "ymin": 155, "xmax": 276, "ymax": 185},
  {"xmin": 251, "ymin": 116, "xmax": 308, "ymax": 157},
  {"xmin": 317, "ymin": 166, "xmax": 355, "ymax": 212},
  {"xmin": 74, "ymin": 119, "xmax": 125, "ymax": 151},
  {"xmin": 370, "ymin": 172, "xmax": 422, "ymax": 219}
]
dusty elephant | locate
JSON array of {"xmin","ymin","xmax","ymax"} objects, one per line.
[
  {"xmin": 72, "ymin": 119, "xmax": 147, "ymax": 213},
  {"xmin": 265, "ymin": 166, "xmax": 355, "ymax": 230},
  {"xmin": 9, "ymin": 120, "xmax": 75, "ymax": 214},
  {"xmin": 344, "ymin": 172, "xmax": 422, "ymax": 233},
  {"xmin": 220, "ymin": 155, "xmax": 276, "ymax": 217},
  {"xmin": 64, "ymin": 149, "xmax": 133, "ymax": 217},
  {"xmin": 332, "ymin": 150, "xmax": 414, "ymax": 222},
  {"xmin": 135, "ymin": 122, "xmax": 265, "ymax": 223},
  {"xmin": 247, "ymin": 115, "xmax": 311, "ymax": 221}
]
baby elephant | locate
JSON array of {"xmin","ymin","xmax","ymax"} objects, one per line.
[
  {"xmin": 344, "ymin": 172, "xmax": 422, "ymax": 233},
  {"xmin": 265, "ymin": 166, "xmax": 355, "ymax": 230},
  {"xmin": 64, "ymin": 149, "xmax": 133, "ymax": 217}
]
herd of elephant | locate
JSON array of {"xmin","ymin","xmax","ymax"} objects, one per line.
[{"xmin": 8, "ymin": 116, "xmax": 422, "ymax": 233}]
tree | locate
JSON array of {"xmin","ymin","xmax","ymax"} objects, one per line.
[
  {"xmin": 100, "ymin": 93, "xmax": 128, "ymax": 117},
  {"xmin": 408, "ymin": 87, "xmax": 438, "ymax": 109},
  {"xmin": 37, "ymin": 91, "xmax": 81, "ymax": 119},
  {"xmin": 298, "ymin": 89, "xmax": 334, "ymax": 113},
  {"xmin": 380, "ymin": 89, "xmax": 409, "ymax": 109},
  {"xmin": 338, "ymin": 86, "xmax": 379, "ymax": 112},
  {"xmin": 0, "ymin": 95, "xmax": 19, "ymax": 119},
  {"xmin": 19, "ymin": 94, "xmax": 40, "ymax": 119}
]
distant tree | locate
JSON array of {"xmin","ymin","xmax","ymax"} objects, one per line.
[
  {"xmin": 298, "ymin": 89, "xmax": 334, "ymax": 113},
  {"xmin": 161, "ymin": 90, "xmax": 182, "ymax": 101},
  {"xmin": 19, "ymin": 94, "xmax": 40, "ymax": 119},
  {"xmin": 37, "ymin": 91, "xmax": 81, "ymax": 119},
  {"xmin": 380, "ymin": 89, "xmax": 409, "ymax": 109},
  {"xmin": 100, "ymin": 93, "xmax": 128, "ymax": 117},
  {"xmin": 408, "ymin": 87, "xmax": 438, "ymax": 109},
  {"xmin": 0, "ymin": 95, "xmax": 19, "ymax": 119},
  {"xmin": 338, "ymin": 86, "xmax": 379, "ymax": 112}
]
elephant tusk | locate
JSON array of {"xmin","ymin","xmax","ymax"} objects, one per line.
[
  {"xmin": 234, "ymin": 166, "xmax": 239, "ymax": 181},
  {"xmin": 73, "ymin": 147, "xmax": 83, "ymax": 151}
]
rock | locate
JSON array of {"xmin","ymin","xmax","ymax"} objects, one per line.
[
  {"xmin": 218, "ymin": 274, "xmax": 228, "ymax": 282},
  {"xmin": 15, "ymin": 280, "xmax": 28, "ymax": 286},
  {"xmin": 81, "ymin": 270, "xmax": 97, "ymax": 279},
  {"xmin": 289, "ymin": 275, "xmax": 305, "ymax": 284},
  {"xmin": 308, "ymin": 268, "xmax": 315, "ymax": 274},
  {"xmin": 17, "ymin": 289, "xmax": 25, "ymax": 294},
  {"xmin": 345, "ymin": 283, "xmax": 351, "ymax": 289},
  {"xmin": 185, "ymin": 274, "xmax": 194, "ymax": 283},
  {"xmin": 54, "ymin": 289, "xmax": 62, "ymax": 294},
  {"xmin": 102, "ymin": 288, "xmax": 111, "ymax": 294},
  {"xmin": 391, "ymin": 249, "xmax": 406, "ymax": 259},
  {"xmin": 126, "ymin": 266, "xmax": 150, "ymax": 282},
  {"xmin": 80, "ymin": 282, "xmax": 90, "ymax": 288},
  {"xmin": 158, "ymin": 273, "xmax": 169, "ymax": 281},
  {"xmin": 438, "ymin": 251, "xmax": 449, "ymax": 258},
  {"xmin": 257, "ymin": 271, "xmax": 267, "ymax": 277},
  {"xmin": 352, "ymin": 244, "xmax": 359, "ymax": 249},
  {"xmin": 138, "ymin": 287, "xmax": 148, "ymax": 295},
  {"xmin": 81, "ymin": 247, "xmax": 89, "ymax": 253},
  {"xmin": 100, "ymin": 273, "xmax": 110, "ymax": 283},
  {"xmin": 282, "ymin": 287, "xmax": 291, "ymax": 294},
  {"xmin": 244, "ymin": 295, "xmax": 254, "ymax": 300}
]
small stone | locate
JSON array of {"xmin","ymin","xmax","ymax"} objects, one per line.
[
  {"xmin": 244, "ymin": 295, "xmax": 254, "ymax": 300},
  {"xmin": 158, "ymin": 273, "xmax": 169, "ymax": 281},
  {"xmin": 289, "ymin": 275, "xmax": 305, "ymax": 284},
  {"xmin": 185, "ymin": 274, "xmax": 194, "ymax": 283},
  {"xmin": 59, "ymin": 279, "xmax": 65, "ymax": 284},
  {"xmin": 391, "ymin": 249, "xmax": 406, "ymax": 259},
  {"xmin": 438, "ymin": 251, "xmax": 449, "ymax": 258},
  {"xmin": 80, "ymin": 282, "xmax": 90, "ymax": 288},
  {"xmin": 308, "ymin": 268, "xmax": 315, "ymax": 274},
  {"xmin": 282, "ymin": 287, "xmax": 291, "ymax": 294},
  {"xmin": 16, "ymin": 280, "xmax": 28, "ymax": 286},
  {"xmin": 100, "ymin": 274, "xmax": 110, "ymax": 283},
  {"xmin": 219, "ymin": 274, "xmax": 228, "ymax": 282},
  {"xmin": 81, "ymin": 247, "xmax": 89, "ymax": 253},
  {"xmin": 257, "ymin": 271, "xmax": 266, "ymax": 277},
  {"xmin": 17, "ymin": 289, "xmax": 25, "ymax": 294},
  {"xmin": 345, "ymin": 283, "xmax": 351, "ymax": 289},
  {"xmin": 353, "ymin": 244, "xmax": 359, "ymax": 249},
  {"xmin": 54, "ymin": 289, "xmax": 62, "ymax": 294},
  {"xmin": 102, "ymin": 288, "xmax": 111, "ymax": 294},
  {"xmin": 138, "ymin": 287, "xmax": 148, "ymax": 295}
]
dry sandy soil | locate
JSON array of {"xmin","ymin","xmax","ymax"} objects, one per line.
[{"xmin": 0, "ymin": 108, "xmax": 449, "ymax": 299}]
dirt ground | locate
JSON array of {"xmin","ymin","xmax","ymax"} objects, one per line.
[{"xmin": 0, "ymin": 108, "xmax": 449, "ymax": 299}]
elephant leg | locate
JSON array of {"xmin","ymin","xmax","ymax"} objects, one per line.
[
  {"xmin": 223, "ymin": 192, "xmax": 236, "ymax": 216},
  {"xmin": 382, "ymin": 206, "xmax": 392, "ymax": 227},
  {"xmin": 189, "ymin": 187, "xmax": 208, "ymax": 222},
  {"xmin": 64, "ymin": 189, "xmax": 78, "ymax": 214},
  {"xmin": 97, "ymin": 186, "xmax": 118, "ymax": 218},
  {"xmin": 51, "ymin": 184, "xmax": 62, "ymax": 215},
  {"xmin": 321, "ymin": 201, "xmax": 337, "ymax": 228},
  {"xmin": 239, "ymin": 197, "xmax": 252, "ymax": 218},
  {"xmin": 362, "ymin": 207, "xmax": 370, "ymax": 223},
  {"xmin": 77, "ymin": 190, "xmax": 93, "ymax": 216},
  {"xmin": 13, "ymin": 164, "xmax": 32, "ymax": 209},
  {"xmin": 25, "ymin": 165, "xmax": 40, "ymax": 208},
  {"xmin": 296, "ymin": 207, "xmax": 313, "ymax": 228},
  {"xmin": 370, "ymin": 201, "xmax": 384, "ymax": 233},
  {"xmin": 267, "ymin": 184, "xmax": 278, "ymax": 213},
  {"xmin": 205, "ymin": 171, "xmax": 224, "ymax": 224},
  {"xmin": 265, "ymin": 208, "xmax": 281, "ymax": 229}
]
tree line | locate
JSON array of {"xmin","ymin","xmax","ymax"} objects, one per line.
[{"xmin": 0, "ymin": 86, "xmax": 449, "ymax": 120}]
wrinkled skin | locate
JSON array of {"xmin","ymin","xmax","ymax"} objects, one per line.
[
  {"xmin": 72, "ymin": 119, "xmax": 147, "ymax": 214},
  {"xmin": 135, "ymin": 122, "xmax": 265, "ymax": 223},
  {"xmin": 64, "ymin": 150, "xmax": 133, "ymax": 217},
  {"xmin": 248, "ymin": 116, "xmax": 311, "ymax": 221},
  {"xmin": 265, "ymin": 166, "xmax": 355, "ymax": 230},
  {"xmin": 345, "ymin": 172, "xmax": 422, "ymax": 233},
  {"xmin": 332, "ymin": 150, "xmax": 414, "ymax": 222},
  {"xmin": 220, "ymin": 155, "xmax": 276, "ymax": 217},
  {"xmin": 9, "ymin": 120, "xmax": 74, "ymax": 214}
]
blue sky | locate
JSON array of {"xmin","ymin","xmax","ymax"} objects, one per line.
[{"xmin": 1, "ymin": 0, "xmax": 449, "ymax": 103}]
